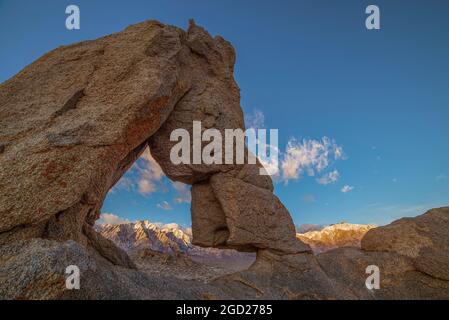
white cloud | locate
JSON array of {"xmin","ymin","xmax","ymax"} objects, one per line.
[
  {"xmin": 137, "ymin": 179, "xmax": 156, "ymax": 194},
  {"xmin": 246, "ymin": 111, "xmax": 346, "ymax": 182},
  {"xmin": 341, "ymin": 185, "xmax": 354, "ymax": 193},
  {"xmin": 317, "ymin": 170, "xmax": 340, "ymax": 185},
  {"xmin": 281, "ymin": 137, "xmax": 344, "ymax": 183},
  {"xmin": 257, "ymin": 143, "xmax": 280, "ymax": 177},
  {"xmin": 172, "ymin": 181, "xmax": 191, "ymax": 204},
  {"xmin": 109, "ymin": 176, "xmax": 132, "ymax": 193},
  {"xmin": 137, "ymin": 148, "xmax": 165, "ymax": 195},
  {"xmin": 97, "ymin": 213, "xmax": 130, "ymax": 225},
  {"xmin": 245, "ymin": 109, "xmax": 280, "ymax": 177},
  {"xmin": 157, "ymin": 201, "xmax": 173, "ymax": 211},
  {"xmin": 334, "ymin": 145, "xmax": 344, "ymax": 159},
  {"xmin": 245, "ymin": 109, "xmax": 265, "ymax": 130}
]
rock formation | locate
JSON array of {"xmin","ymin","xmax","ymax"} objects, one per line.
[
  {"xmin": 315, "ymin": 208, "xmax": 449, "ymax": 300},
  {"xmin": 0, "ymin": 19, "xmax": 448, "ymax": 299},
  {"xmin": 215, "ymin": 207, "xmax": 449, "ymax": 300},
  {"xmin": 0, "ymin": 19, "xmax": 301, "ymax": 255},
  {"xmin": 0, "ymin": 19, "xmax": 304, "ymax": 299},
  {"xmin": 361, "ymin": 207, "xmax": 449, "ymax": 284}
]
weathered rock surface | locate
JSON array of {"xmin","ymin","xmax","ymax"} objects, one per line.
[
  {"xmin": 147, "ymin": 21, "xmax": 244, "ymax": 185},
  {"xmin": 317, "ymin": 246, "xmax": 449, "ymax": 300},
  {"xmin": 0, "ymin": 238, "xmax": 224, "ymax": 299},
  {"xmin": 1, "ymin": 20, "xmax": 185, "ymax": 235},
  {"xmin": 214, "ymin": 208, "xmax": 449, "ymax": 300},
  {"xmin": 362, "ymin": 207, "xmax": 449, "ymax": 282},
  {"xmin": 214, "ymin": 249, "xmax": 351, "ymax": 300},
  {"xmin": 190, "ymin": 165, "xmax": 280, "ymax": 252},
  {"xmin": 209, "ymin": 173, "xmax": 310, "ymax": 254},
  {"xmin": 191, "ymin": 181, "xmax": 230, "ymax": 248}
]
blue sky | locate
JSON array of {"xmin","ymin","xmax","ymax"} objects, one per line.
[{"xmin": 1, "ymin": 0, "xmax": 448, "ymax": 227}]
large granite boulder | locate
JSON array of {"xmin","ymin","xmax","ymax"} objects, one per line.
[
  {"xmin": 213, "ymin": 208, "xmax": 449, "ymax": 300},
  {"xmin": 0, "ymin": 20, "xmax": 303, "ymax": 298},
  {"xmin": 0, "ymin": 19, "xmax": 301, "ymax": 251},
  {"xmin": 362, "ymin": 207, "xmax": 449, "ymax": 282}
]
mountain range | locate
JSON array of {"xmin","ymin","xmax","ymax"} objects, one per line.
[
  {"xmin": 95, "ymin": 219, "xmax": 256, "ymax": 273},
  {"xmin": 96, "ymin": 217, "xmax": 376, "ymax": 261},
  {"xmin": 296, "ymin": 223, "xmax": 376, "ymax": 253}
]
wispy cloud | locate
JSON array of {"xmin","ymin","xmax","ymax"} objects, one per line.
[
  {"xmin": 97, "ymin": 213, "xmax": 130, "ymax": 225},
  {"xmin": 245, "ymin": 110, "xmax": 346, "ymax": 183},
  {"xmin": 245, "ymin": 109, "xmax": 265, "ymax": 130},
  {"xmin": 245, "ymin": 109, "xmax": 281, "ymax": 177},
  {"xmin": 172, "ymin": 181, "xmax": 192, "ymax": 204},
  {"xmin": 258, "ymin": 143, "xmax": 281, "ymax": 177},
  {"xmin": 109, "ymin": 176, "xmax": 133, "ymax": 193},
  {"xmin": 436, "ymin": 174, "xmax": 447, "ymax": 182},
  {"xmin": 281, "ymin": 137, "xmax": 344, "ymax": 183},
  {"xmin": 137, "ymin": 179, "xmax": 156, "ymax": 194},
  {"xmin": 137, "ymin": 148, "xmax": 165, "ymax": 195},
  {"xmin": 341, "ymin": 185, "xmax": 354, "ymax": 193},
  {"xmin": 157, "ymin": 201, "xmax": 173, "ymax": 211},
  {"xmin": 317, "ymin": 170, "xmax": 340, "ymax": 185}
]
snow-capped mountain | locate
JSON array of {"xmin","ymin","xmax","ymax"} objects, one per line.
[
  {"xmin": 96, "ymin": 217, "xmax": 376, "ymax": 262},
  {"xmin": 96, "ymin": 221, "xmax": 191, "ymax": 254},
  {"xmin": 95, "ymin": 220, "xmax": 255, "ymax": 269},
  {"xmin": 296, "ymin": 222, "xmax": 376, "ymax": 254}
]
